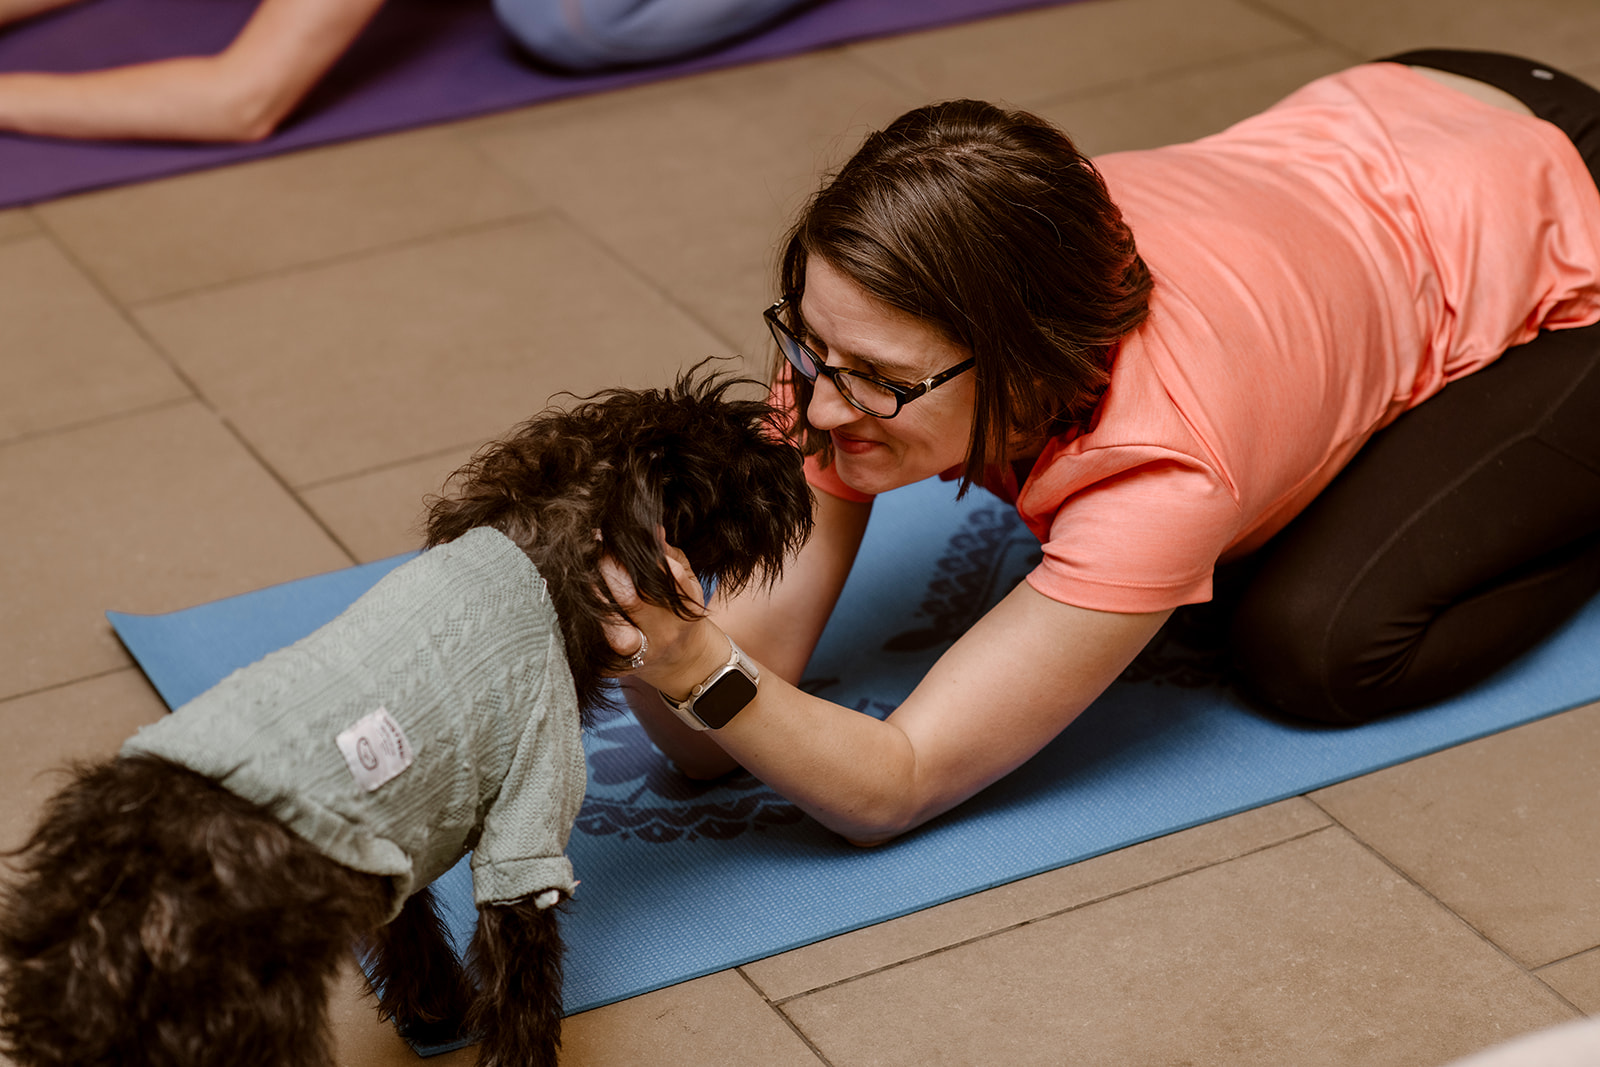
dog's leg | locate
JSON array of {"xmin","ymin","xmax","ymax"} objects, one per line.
[
  {"xmin": 465, "ymin": 898, "xmax": 564, "ymax": 1067},
  {"xmin": 364, "ymin": 886, "xmax": 473, "ymax": 1048}
]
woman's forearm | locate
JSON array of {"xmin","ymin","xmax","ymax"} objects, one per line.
[
  {"xmin": 0, "ymin": 61, "xmax": 278, "ymax": 142},
  {"xmin": 0, "ymin": 0, "xmax": 385, "ymax": 142},
  {"xmin": 632, "ymin": 586, "xmax": 1171, "ymax": 845},
  {"xmin": 708, "ymin": 673, "xmax": 926, "ymax": 844}
]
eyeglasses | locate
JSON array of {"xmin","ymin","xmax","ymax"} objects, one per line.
[{"xmin": 764, "ymin": 298, "xmax": 975, "ymax": 419}]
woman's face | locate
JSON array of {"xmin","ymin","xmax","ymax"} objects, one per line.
[{"xmin": 798, "ymin": 257, "xmax": 978, "ymax": 496}]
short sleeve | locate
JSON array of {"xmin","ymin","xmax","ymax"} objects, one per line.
[
  {"xmin": 1026, "ymin": 456, "xmax": 1242, "ymax": 613},
  {"xmin": 470, "ymin": 651, "xmax": 588, "ymax": 907}
]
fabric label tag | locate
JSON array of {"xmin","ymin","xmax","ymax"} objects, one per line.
[{"xmin": 336, "ymin": 706, "xmax": 414, "ymax": 792}]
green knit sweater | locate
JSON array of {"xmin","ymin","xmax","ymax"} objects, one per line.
[{"xmin": 122, "ymin": 526, "xmax": 586, "ymax": 919}]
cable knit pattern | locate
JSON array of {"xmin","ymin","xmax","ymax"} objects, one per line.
[{"xmin": 122, "ymin": 527, "xmax": 586, "ymax": 920}]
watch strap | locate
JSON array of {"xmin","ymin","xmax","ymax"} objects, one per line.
[{"xmin": 660, "ymin": 635, "xmax": 759, "ymax": 731}]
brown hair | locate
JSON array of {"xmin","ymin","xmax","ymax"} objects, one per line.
[
  {"xmin": 779, "ymin": 98, "xmax": 1151, "ymax": 489},
  {"xmin": 423, "ymin": 365, "xmax": 813, "ymax": 713}
]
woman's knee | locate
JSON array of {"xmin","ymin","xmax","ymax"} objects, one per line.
[
  {"xmin": 1229, "ymin": 580, "xmax": 1386, "ymax": 726},
  {"xmin": 494, "ymin": 0, "xmax": 808, "ymax": 73}
]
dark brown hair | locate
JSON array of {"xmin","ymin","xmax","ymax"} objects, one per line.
[
  {"xmin": 779, "ymin": 98, "xmax": 1152, "ymax": 490},
  {"xmin": 424, "ymin": 365, "xmax": 813, "ymax": 713}
]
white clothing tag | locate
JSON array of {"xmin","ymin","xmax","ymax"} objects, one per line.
[{"xmin": 336, "ymin": 706, "xmax": 414, "ymax": 792}]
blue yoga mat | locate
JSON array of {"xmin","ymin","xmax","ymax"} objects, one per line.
[
  {"xmin": 0, "ymin": 0, "xmax": 1070, "ymax": 209},
  {"xmin": 109, "ymin": 478, "xmax": 1600, "ymax": 1030}
]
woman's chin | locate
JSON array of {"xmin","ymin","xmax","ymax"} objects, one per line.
[{"xmin": 833, "ymin": 453, "xmax": 907, "ymax": 497}]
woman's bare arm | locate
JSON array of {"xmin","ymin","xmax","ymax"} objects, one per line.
[
  {"xmin": 0, "ymin": 0, "xmax": 84, "ymax": 29},
  {"xmin": 0, "ymin": 0, "xmax": 387, "ymax": 142},
  {"xmin": 611, "ymin": 525, "xmax": 1170, "ymax": 845},
  {"xmin": 621, "ymin": 487, "xmax": 873, "ymax": 777}
]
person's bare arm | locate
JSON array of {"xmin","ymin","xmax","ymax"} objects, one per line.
[
  {"xmin": 0, "ymin": 0, "xmax": 387, "ymax": 142},
  {"xmin": 0, "ymin": 0, "xmax": 84, "ymax": 30},
  {"xmin": 621, "ymin": 487, "xmax": 873, "ymax": 778},
  {"xmin": 611, "ymin": 540, "xmax": 1170, "ymax": 845}
]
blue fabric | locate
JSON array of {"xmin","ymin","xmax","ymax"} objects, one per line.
[
  {"xmin": 108, "ymin": 477, "xmax": 1600, "ymax": 1027},
  {"xmin": 496, "ymin": 0, "xmax": 818, "ymax": 73}
]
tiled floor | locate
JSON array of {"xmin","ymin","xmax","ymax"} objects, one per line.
[{"xmin": 3, "ymin": 0, "xmax": 1599, "ymax": 1063}]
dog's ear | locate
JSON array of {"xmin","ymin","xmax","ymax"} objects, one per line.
[
  {"xmin": 641, "ymin": 367, "xmax": 814, "ymax": 600},
  {"xmin": 600, "ymin": 451, "xmax": 696, "ymax": 620}
]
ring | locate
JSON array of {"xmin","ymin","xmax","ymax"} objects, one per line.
[{"xmin": 627, "ymin": 627, "xmax": 649, "ymax": 671}]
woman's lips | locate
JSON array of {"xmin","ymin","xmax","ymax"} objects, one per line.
[{"xmin": 831, "ymin": 430, "xmax": 881, "ymax": 456}]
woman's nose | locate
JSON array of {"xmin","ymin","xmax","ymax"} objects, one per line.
[{"xmin": 806, "ymin": 371, "xmax": 859, "ymax": 431}]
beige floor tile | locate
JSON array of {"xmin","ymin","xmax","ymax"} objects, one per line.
[
  {"xmin": 562, "ymin": 971, "xmax": 821, "ymax": 1066},
  {"xmin": 1039, "ymin": 44, "xmax": 1354, "ymax": 156},
  {"xmin": 35, "ymin": 127, "xmax": 538, "ymax": 305},
  {"xmin": 0, "ymin": 669, "xmax": 166, "ymax": 853},
  {"xmin": 135, "ymin": 216, "xmax": 728, "ymax": 488},
  {"xmin": 743, "ymin": 798, "xmax": 1328, "ymax": 1001},
  {"xmin": 0, "ymin": 237, "xmax": 190, "ymax": 444},
  {"xmin": 1539, "ymin": 949, "xmax": 1600, "ymax": 1013},
  {"xmin": 1571, "ymin": 60, "xmax": 1600, "ymax": 89},
  {"xmin": 1253, "ymin": 0, "xmax": 1600, "ymax": 72},
  {"xmin": 1312, "ymin": 704, "xmax": 1600, "ymax": 968},
  {"xmin": 470, "ymin": 52, "xmax": 925, "ymax": 360},
  {"xmin": 847, "ymin": 0, "xmax": 1311, "ymax": 106},
  {"xmin": 0, "ymin": 402, "xmax": 349, "ymax": 701},
  {"xmin": 0, "ymin": 208, "xmax": 36, "ymax": 244},
  {"xmin": 783, "ymin": 829, "xmax": 1573, "ymax": 1067},
  {"xmin": 327, "ymin": 960, "xmax": 478, "ymax": 1067},
  {"xmin": 300, "ymin": 445, "xmax": 478, "ymax": 564}
]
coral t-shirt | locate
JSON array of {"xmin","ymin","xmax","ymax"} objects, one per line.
[{"xmin": 806, "ymin": 62, "xmax": 1600, "ymax": 613}]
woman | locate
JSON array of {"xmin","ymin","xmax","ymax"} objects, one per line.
[
  {"xmin": 0, "ymin": 0, "xmax": 810, "ymax": 142},
  {"xmin": 606, "ymin": 50, "xmax": 1600, "ymax": 845}
]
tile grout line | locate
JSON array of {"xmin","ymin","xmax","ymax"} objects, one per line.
[
  {"xmin": 30, "ymin": 212, "xmax": 369, "ymax": 568},
  {"xmin": 1304, "ymin": 794, "xmax": 1589, "ymax": 1017},
  {"xmin": 292, "ymin": 440, "xmax": 485, "ymax": 494},
  {"xmin": 1231, "ymin": 0, "xmax": 1367, "ymax": 62},
  {"xmin": 1020, "ymin": 38, "xmax": 1356, "ymax": 116},
  {"xmin": 0, "ymin": 394, "xmax": 194, "ymax": 453},
  {"xmin": 1534, "ymin": 944, "xmax": 1600, "ymax": 973},
  {"xmin": 510, "ymin": 201, "xmax": 753, "ymax": 360},
  {"xmin": 0, "ymin": 665, "xmax": 142, "ymax": 710},
  {"xmin": 733, "ymin": 967, "xmax": 840, "ymax": 1066},
  {"xmin": 766, "ymin": 820, "xmax": 1337, "ymax": 1007},
  {"xmin": 114, "ymin": 208, "xmax": 550, "ymax": 312}
]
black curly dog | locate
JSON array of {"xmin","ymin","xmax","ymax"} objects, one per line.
[{"xmin": 0, "ymin": 367, "xmax": 813, "ymax": 1067}]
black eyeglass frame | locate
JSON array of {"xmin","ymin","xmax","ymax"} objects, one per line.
[{"xmin": 764, "ymin": 298, "xmax": 976, "ymax": 419}]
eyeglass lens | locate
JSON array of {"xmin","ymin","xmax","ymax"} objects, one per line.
[{"xmin": 770, "ymin": 318, "xmax": 900, "ymax": 416}]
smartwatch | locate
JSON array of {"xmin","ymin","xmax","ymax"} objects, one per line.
[{"xmin": 660, "ymin": 635, "xmax": 759, "ymax": 731}]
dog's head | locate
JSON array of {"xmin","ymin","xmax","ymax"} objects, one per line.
[{"xmin": 423, "ymin": 363, "xmax": 814, "ymax": 714}]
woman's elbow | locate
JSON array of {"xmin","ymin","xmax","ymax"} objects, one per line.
[
  {"xmin": 829, "ymin": 793, "xmax": 926, "ymax": 848},
  {"xmin": 211, "ymin": 89, "xmax": 290, "ymax": 142}
]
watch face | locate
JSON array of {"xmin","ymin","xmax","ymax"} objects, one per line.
[{"xmin": 694, "ymin": 669, "xmax": 759, "ymax": 729}]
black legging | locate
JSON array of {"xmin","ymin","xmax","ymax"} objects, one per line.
[{"xmin": 1226, "ymin": 51, "xmax": 1600, "ymax": 725}]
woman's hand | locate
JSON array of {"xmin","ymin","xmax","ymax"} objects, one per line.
[{"xmin": 597, "ymin": 541, "xmax": 730, "ymax": 702}]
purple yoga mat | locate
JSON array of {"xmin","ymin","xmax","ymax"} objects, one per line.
[{"xmin": 0, "ymin": 0, "xmax": 1067, "ymax": 208}]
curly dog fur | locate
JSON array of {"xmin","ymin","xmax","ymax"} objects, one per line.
[{"xmin": 0, "ymin": 366, "xmax": 813, "ymax": 1067}]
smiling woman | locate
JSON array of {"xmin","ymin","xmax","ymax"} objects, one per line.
[{"xmin": 608, "ymin": 50, "xmax": 1600, "ymax": 845}]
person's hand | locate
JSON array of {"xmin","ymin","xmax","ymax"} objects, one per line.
[{"xmin": 598, "ymin": 540, "xmax": 727, "ymax": 699}]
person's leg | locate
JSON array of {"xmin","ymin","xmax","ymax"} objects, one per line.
[
  {"xmin": 1231, "ymin": 321, "xmax": 1600, "ymax": 724},
  {"xmin": 493, "ymin": 0, "xmax": 816, "ymax": 73}
]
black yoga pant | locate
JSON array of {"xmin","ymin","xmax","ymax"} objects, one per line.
[{"xmin": 1226, "ymin": 51, "xmax": 1600, "ymax": 725}]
